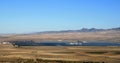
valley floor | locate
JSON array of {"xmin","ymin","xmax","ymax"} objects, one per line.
[{"xmin": 0, "ymin": 44, "xmax": 120, "ymax": 63}]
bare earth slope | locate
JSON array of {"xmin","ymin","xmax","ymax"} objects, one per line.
[{"xmin": 0, "ymin": 30, "xmax": 120, "ymax": 42}]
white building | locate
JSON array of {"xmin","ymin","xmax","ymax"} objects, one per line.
[{"xmin": 1, "ymin": 42, "xmax": 10, "ymax": 44}]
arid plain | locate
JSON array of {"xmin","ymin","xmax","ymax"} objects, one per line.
[
  {"xmin": 0, "ymin": 30, "xmax": 120, "ymax": 63},
  {"xmin": 0, "ymin": 44, "xmax": 120, "ymax": 63}
]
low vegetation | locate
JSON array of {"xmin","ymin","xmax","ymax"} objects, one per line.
[
  {"xmin": 113, "ymin": 51, "xmax": 120, "ymax": 55},
  {"xmin": 0, "ymin": 58, "xmax": 106, "ymax": 63},
  {"xmin": 85, "ymin": 52, "xmax": 108, "ymax": 54}
]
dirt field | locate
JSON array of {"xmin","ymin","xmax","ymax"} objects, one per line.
[{"xmin": 0, "ymin": 44, "xmax": 120, "ymax": 63}]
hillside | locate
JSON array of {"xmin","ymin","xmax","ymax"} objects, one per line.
[{"xmin": 0, "ymin": 27, "xmax": 120, "ymax": 42}]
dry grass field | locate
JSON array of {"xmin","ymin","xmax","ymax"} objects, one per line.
[
  {"xmin": 0, "ymin": 30, "xmax": 120, "ymax": 63},
  {"xmin": 0, "ymin": 44, "xmax": 120, "ymax": 63}
]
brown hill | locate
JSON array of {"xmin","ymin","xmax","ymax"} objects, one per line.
[{"xmin": 0, "ymin": 30, "xmax": 120, "ymax": 42}]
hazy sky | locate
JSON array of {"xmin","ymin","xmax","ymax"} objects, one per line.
[{"xmin": 0, "ymin": 0, "xmax": 120, "ymax": 33}]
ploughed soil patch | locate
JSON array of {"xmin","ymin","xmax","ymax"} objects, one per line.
[
  {"xmin": 85, "ymin": 51, "xmax": 120, "ymax": 55},
  {"xmin": 52, "ymin": 52, "xmax": 75, "ymax": 54}
]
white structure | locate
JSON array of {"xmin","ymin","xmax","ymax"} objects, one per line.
[
  {"xmin": 69, "ymin": 42, "xmax": 82, "ymax": 45},
  {"xmin": 58, "ymin": 40, "xmax": 63, "ymax": 41},
  {"xmin": 1, "ymin": 42, "xmax": 10, "ymax": 44}
]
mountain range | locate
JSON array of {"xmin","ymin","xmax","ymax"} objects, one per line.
[{"xmin": 33, "ymin": 27, "xmax": 120, "ymax": 34}]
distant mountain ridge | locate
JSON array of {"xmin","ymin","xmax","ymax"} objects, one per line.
[{"xmin": 34, "ymin": 27, "xmax": 120, "ymax": 34}]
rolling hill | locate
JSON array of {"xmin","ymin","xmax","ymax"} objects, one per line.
[{"xmin": 0, "ymin": 27, "xmax": 120, "ymax": 42}]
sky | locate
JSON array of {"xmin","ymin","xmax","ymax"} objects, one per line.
[{"xmin": 0, "ymin": 0, "xmax": 120, "ymax": 34}]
